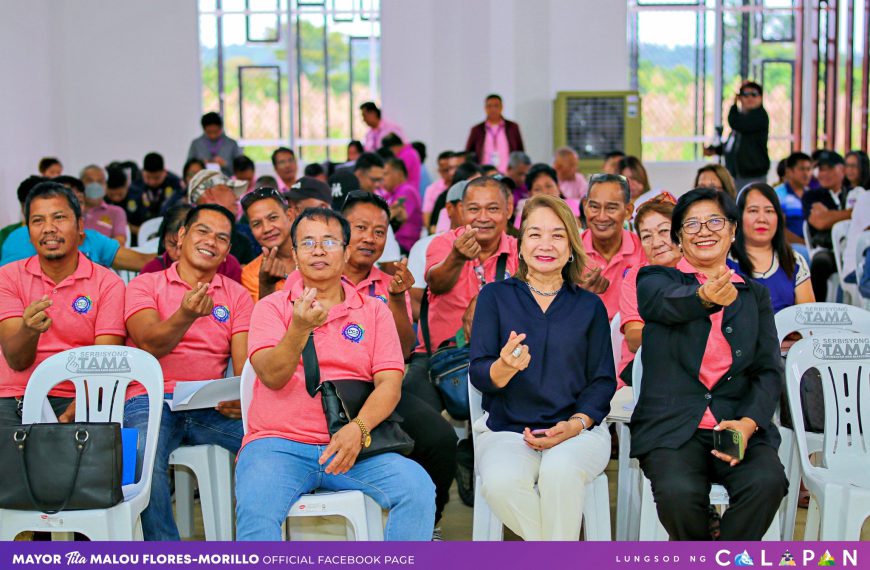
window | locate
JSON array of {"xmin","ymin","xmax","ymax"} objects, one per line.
[{"xmin": 198, "ymin": 0, "xmax": 380, "ymax": 163}]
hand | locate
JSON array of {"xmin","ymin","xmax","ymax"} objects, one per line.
[
  {"xmin": 389, "ymin": 202, "xmax": 408, "ymax": 224},
  {"xmin": 703, "ymin": 146, "xmax": 717, "ymax": 157},
  {"xmin": 180, "ymin": 282, "xmax": 214, "ymax": 320},
  {"xmin": 212, "ymin": 156, "xmax": 227, "ymax": 167},
  {"xmin": 712, "ymin": 418, "xmax": 757, "ymax": 466},
  {"xmin": 319, "ymin": 422, "xmax": 363, "ymax": 475},
  {"xmin": 579, "ymin": 266, "xmax": 609, "ymax": 294},
  {"xmin": 388, "ymin": 258, "xmax": 414, "ymax": 295},
  {"xmin": 58, "ymin": 401, "xmax": 76, "ymax": 423},
  {"xmin": 259, "ymin": 247, "xmax": 289, "ymax": 285},
  {"xmin": 291, "ymin": 287, "xmax": 328, "ymax": 332},
  {"xmin": 499, "ymin": 331, "xmax": 530, "ymax": 371},
  {"xmin": 453, "ymin": 226, "xmax": 481, "ymax": 260},
  {"xmin": 699, "ymin": 266, "xmax": 738, "ymax": 307},
  {"xmin": 522, "ymin": 421, "xmax": 578, "ymax": 450},
  {"xmin": 22, "ymin": 296, "xmax": 53, "ymax": 335},
  {"xmin": 215, "ymin": 399, "xmax": 242, "ymax": 419},
  {"xmin": 810, "ymin": 202, "xmax": 829, "ymax": 216}
]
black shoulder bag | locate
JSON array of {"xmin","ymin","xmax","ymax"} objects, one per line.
[
  {"xmin": 420, "ymin": 252, "xmax": 508, "ymax": 420},
  {"xmin": 302, "ymin": 334, "xmax": 414, "ymax": 460},
  {"xmin": 0, "ymin": 422, "xmax": 124, "ymax": 513}
]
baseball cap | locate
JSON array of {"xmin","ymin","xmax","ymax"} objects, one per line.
[
  {"xmin": 187, "ymin": 169, "xmax": 249, "ymax": 204},
  {"xmin": 815, "ymin": 150, "xmax": 845, "ymax": 168},
  {"xmin": 446, "ymin": 180, "xmax": 469, "ymax": 204},
  {"xmin": 286, "ymin": 176, "xmax": 333, "ymax": 205}
]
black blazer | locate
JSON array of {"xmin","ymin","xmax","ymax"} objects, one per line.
[
  {"xmin": 629, "ymin": 265, "xmax": 783, "ymax": 458},
  {"xmin": 465, "ymin": 119, "xmax": 524, "ymax": 164}
]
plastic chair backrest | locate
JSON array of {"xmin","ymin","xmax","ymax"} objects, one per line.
[
  {"xmin": 240, "ymin": 360, "xmax": 256, "ymax": 435},
  {"xmin": 856, "ymin": 232, "xmax": 870, "ymax": 295},
  {"xmin": 774, "ymin": 303, "xmax": 870, "ymax": 345},
  {"xmin": 831, "ymin": 220, "xmax": 852, "ymax": 277},
  {"xmin": 139, "ymin": 217, "xmax": 164, "ymax": 244},
  {"xmin": 22, "ymin": 346, "xmax": 164, "ymax": 496},
  {"xmin": 632, "ymin": 347, "xmax": 642, "ymax": 405},
  {"xmin": 610, "ymin": 312, "xmax": 623, "ymax": 371},
  {"xmin": 467, "ymin": 377, "xmax": 484, "ymax": 446},
  {"xmin": 785, "ymin": 336, "xmax": 870, "ymax": 480},
  {"xmin": 381, "ymin": 226, "xmax": 401, "ymax": 263}
]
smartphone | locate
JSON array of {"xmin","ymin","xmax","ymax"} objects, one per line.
[
  {"xmin": 713, "ymin": 428, "xmax": 745, "ymax": 461},
  {"xmin": 531, "ymin": 429, "xmax": 548, "ymax": 439}
]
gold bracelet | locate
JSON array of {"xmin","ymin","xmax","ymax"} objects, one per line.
[{"xmin": 353, "ymin": 418, "xmax": 372, "ymax": 448}]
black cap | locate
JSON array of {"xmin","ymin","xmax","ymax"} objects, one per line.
[
  {"xmin": 285, "ymin": 176, "xmax": 333, "ymax": 205},
  {"xmin": 327, "ymin": 169, "xmax": 361, "ymax": 209},
  {"xmin": 815, "ymin": 150, "xmax": 844, "ymax": 168}
]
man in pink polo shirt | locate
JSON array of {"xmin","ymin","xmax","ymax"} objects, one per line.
[
  {"xmin": 271, "ymin": 147, "xmax": 298, "ymax": 193},
  {"xmin": 235, "ymin": 207, "xmax": 434, "ymax": 541},
  {"xmin": 124, "ymin": 204, "xmax": 254, "ymax": 541},
  {"xmin": 81, "ymin": 165, "xmax": 128, "ymax": 245},
  {"xmin": 378, "ymin": 157, "xmax": 423, "ymax": 253},
  {"xmin": 360, "ymin": 101, "xmax": 405, "ymax": 152},
  {"xmin": 465, "ymin": 94, "xmax": 525, "ymax": 173},
  {"xmin": 422, "ymin": 151, "xmax": 458, "ymax": 228},
  {"xmin": 0, "ymin": 181, "xmax": 126, "ymax": 425},
  {"xmin": 381, "ymin": 133, "xmax": 422, "ymax": 192},
  {"xmin": 554, "ymin": 146, "xmax": 589, "ymax": 201},
  {"xmin": 582, "ymin": 173, "xmax": 647, "ymax": 320},
  {"xmin": 339, "ymin": 191, "xmax": 458, "ymax": 529},
  {"xmin": 404, "ymin": 177, "xmax": 519, "ymax": 413}
]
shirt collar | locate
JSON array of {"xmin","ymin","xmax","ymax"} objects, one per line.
[
  {"xmin": 350, "ymin": 266, "xmax": 390, "ymax": 290},
  {"xmin": 582, "ymin": 229, "xmax": 637, "ymax": 262},
  {"xmin": 166, "ymin": 261, "xmax": 225, "ymax": 290},
  {"xmin": 676, "ymin": 257, "xmax": 745, "ymax": 283},
  {"xmin": 286, "ymin": 271, "xmax": 364, "ymax": 312},
  {"xmin": 24, "ymin": 251, "xmax": 94, "ymax": 284}
]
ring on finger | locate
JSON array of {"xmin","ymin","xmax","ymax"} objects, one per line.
[{"xmin": 511, "ymin": 346, "xmax": 522, "ymax": 358}]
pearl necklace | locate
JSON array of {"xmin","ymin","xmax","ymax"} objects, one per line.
[{"xmin": 526, "ymin": 280, "xmax": 561, "ymax": 297}]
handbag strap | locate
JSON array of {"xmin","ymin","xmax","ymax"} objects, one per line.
[
  {"xmin": 302, "ymin": 333, "xmax": 321, "ymax": 398},
  {"xmin": 420, "ymin": 252, "xmax": 508, "ymax": 356},
  {"xmin": 15, "ymin": 425, "xmax": 89, "ymax": 514}
]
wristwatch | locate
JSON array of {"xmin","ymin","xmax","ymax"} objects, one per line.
[{"xmin": 353, "ymin": 418, "xmax": 372, "ymax": 448}]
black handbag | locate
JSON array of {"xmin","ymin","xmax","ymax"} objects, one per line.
[
  {"xmin": 420, "ymin": 252, "xmax": 509, "ymax": 420},
  {"xmin": 0, "ymin": 422, "xmax": 124, "ymax": 513},
  {"xmin": 302, "ymin": 334, "xmax": 414, "ymax": 460}
]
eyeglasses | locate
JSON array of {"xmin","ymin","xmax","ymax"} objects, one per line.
[
  {"xmin": 241, "ymin": 187, "xmax": 286, "ymax": 210},
  {"xmin": 739, "ymin": 91, "xmax": 761, "ymax": 98},
  {"xmin": 589, "ymin": 173, "xmax": 628, "ymax": 185},
  {"xmin": 294, "ymin": 238, "xmax": 345, "ymax": 252},
  {"xmin": 681, "ymin": 217, "xmax": 728, "ymax": 234}
]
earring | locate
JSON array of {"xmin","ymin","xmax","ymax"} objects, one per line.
[
  {"xmin": 568, "ymin": 254, "xmax": 574, "ymax": 262},
  {"xmin": 731, "ymin": 236, "xmax": 736, "ymax": 243}
]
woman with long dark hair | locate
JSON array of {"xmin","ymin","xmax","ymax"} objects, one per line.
[{"xmin": 733, "ymin": 183, "xmax": 814, "ymax": 311}]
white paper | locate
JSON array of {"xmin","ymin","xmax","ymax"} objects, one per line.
[{"xmin": 165, "ymin": 376, "xmax": 241, "ymax": 412}]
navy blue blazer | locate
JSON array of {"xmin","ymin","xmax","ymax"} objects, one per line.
[
  {"xmin": 630, "ymin": 265, "xmax": 783, "ymax": 458},
  {"xmin": 469, "ymin": 278, "xmax": 616, "ymax": 433}
]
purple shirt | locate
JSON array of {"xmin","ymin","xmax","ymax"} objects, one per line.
[
  {"xmin": 84, "ymin": 202, "xmax": 128, "ymax": 241},
  {"xmin": 364, "ymin": 117, "xmax": 405, "ymax": 152},
  {"xmin": 378, "ymin": 182, "xmax": 422, "ymax": 252},
  {"xmin": 396, "ymin": 144, "xmax": 422, "ymax": 192}
]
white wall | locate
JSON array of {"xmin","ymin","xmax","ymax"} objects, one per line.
[
  {"xmin": 381, "ymin": 0, "xmax": 629, "ymax": 166},
  {"xmin": 0, "ymin": 0, "xmax": 201, "ymax": 225}
]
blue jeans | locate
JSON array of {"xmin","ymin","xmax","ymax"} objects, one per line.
[
  {"xmin": 235, "ymin": 437, "xmax": 436, "ymax": 541},
  {"xmin": 123, "ymin": 395, "xmax": 243, "ymax": 541}
]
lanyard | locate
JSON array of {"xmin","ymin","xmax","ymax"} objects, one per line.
[
  {"xmin": 206, "ymin": 137, "xmax": 223, "ymax": 157},
  {"xmin": 485, "ymin": 122, "xmax": 504, "ymax": 141}
]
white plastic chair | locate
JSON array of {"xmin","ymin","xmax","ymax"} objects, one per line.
[
  {"xmin": 832, "ymin": 220, "xmax": 858, "ymax": 304},
  {"xmin": 610, "ymin": 312, "xmax": 623, "ymax": 372},
  {"xmin": 139, "ymin": 217, "xmax": 163, "ymax": 244},
  {"xmin": 468, "ymin": 381, "xmax": 611, "ymax": 541},
  {"xmin": 632, "ymin": 348, "xmax": 782, "ymax": 541},
  {"xmin": 380, "ymin": 226, "xmax": 402, "ymax": 263},
  {"xmin": 0, "ymin": 346, "xmax": 164, "ymax": 540},
  {"xmin": 785, "ymin": 336, "xmax": 870, "ymax": 539},
  {"xmin": 855, "ymin": 231, "xmax": 870, "ymax": 309},
  {"xmin": 239, "ymin": 360, "xmax": 383, "ymax": 541}
]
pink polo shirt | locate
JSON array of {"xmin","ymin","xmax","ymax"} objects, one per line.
[
  {"xmin": 559, "ymin": 173, "xmax": 590, "ymax": 201},
  {"xmin": 244, "ymin": 273, "xmax": 405, "ymax": 447},
  {"xmin": 676, "ymin": 258, "xmax": 744, "ymax": 429},
  {"xmin": 84, "ymin": 202, "xmax": 128, "ymax": 240},
  {"xmin": 423, "ymin": 179, "xmax": 448, "ymax": 214},
  {"xmin": 616, "ymin": 265, "xmax": 646, "ymax": 383},
  {"xmin": 482, "ymin": 121, "xmax": 510, "ymax": 173},
  {"xmin": 581, "ymin": 229, "xmax": 647, "ymax": 320},
  {"xmin": 124, "ymin": 263, "xmax": 253, "ymax": 397},
  {"xmin": 0, "ymin": 253, "xmax": 126, "ymax": 398},
  {"xmin": 416, "ymin": 228, "xmax": 518, "ymax": 352},
  {"xmin": 364, "ymin": 118, "xmax": 405, "ymax": 152},
  {"xmin": 347, "ymin": 266, "xmax": 413, "ymax": 322},
  {"xmin": 396, "ymin": 144, "xmax": 422, "ymax": 192}
]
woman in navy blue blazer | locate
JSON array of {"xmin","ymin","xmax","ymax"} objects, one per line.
[
  {"xmin": 632, "ymin": 187, "xmax": 787, "ymax": 540},
  {"xmin": 469, "ymin": 194, "xmax": 616, "ymax": 541}
]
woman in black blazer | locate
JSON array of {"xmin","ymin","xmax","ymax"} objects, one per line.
[{"xmin": 632, "ymin": 187, "xmax": 787, "ymax": 541}]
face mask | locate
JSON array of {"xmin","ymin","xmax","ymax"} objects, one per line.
[{"xmin": 85, "ymin": 182, "xmax": 106, "ymax": 200}]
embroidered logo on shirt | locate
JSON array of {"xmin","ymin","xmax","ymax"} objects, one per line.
[
  {"xmin": 341, "ymin": 323, "xmax": 365, "ymax": 343},
  {"xmin": 212, "ymin": 305, "xmax": 230, "ymax": 323},
  {"xmin": 374, "ymin": 294, "xmax": 388, "ymax": 304},
  {"xmin": 72, "ymin": 296, "xmax": 92, "ymax": 314}
]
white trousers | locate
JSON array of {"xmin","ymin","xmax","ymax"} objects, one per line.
[{"xmin": 474, "ymin": 416, "xmax": 611, "ymax": 541}]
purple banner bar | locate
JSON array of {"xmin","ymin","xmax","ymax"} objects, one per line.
[{"xmin": 0, "ymin": 541, "xmax": 866, "ymax": 570}]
